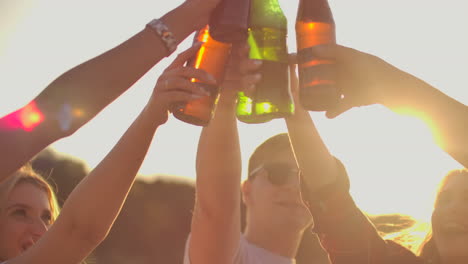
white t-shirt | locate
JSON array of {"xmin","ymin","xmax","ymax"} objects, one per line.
[{"xmin": 183, "ymin": 234, "xmax": 295, "ymax": 264}]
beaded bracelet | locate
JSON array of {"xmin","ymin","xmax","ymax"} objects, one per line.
[{"xmin": 146, "ymin": 18, "xmax": 177, "ymax": 56}]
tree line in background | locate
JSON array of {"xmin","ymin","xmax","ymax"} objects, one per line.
[{"xmin": 30, "ymin": 148, "xmax": 424, "ymax": 264}]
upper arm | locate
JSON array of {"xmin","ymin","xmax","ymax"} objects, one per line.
[
  {"xmin": 6, "ymin": 217, "xmax": 98, "ymax": 264},
  {"xmin": 188, "ymin": 194, "xmax": 241, "ymax": 264}
]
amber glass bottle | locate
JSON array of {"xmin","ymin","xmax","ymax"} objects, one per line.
[
  {"xmin": 171, "ymin": 26, "xmax": 232, "ymax": 126},
  {"xmin": 296, "ymin": 0, "xmax": 338, "ymax": 111}
]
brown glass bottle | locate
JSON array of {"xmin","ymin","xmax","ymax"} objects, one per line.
[
  {"xmin": 296, "ymin": 0, "xmax": 338, "ymax": 111},
  {"xmin": 171, "ymin": 26, "xmax": 232, "ymax": 126},
  {"xmin": 209, "ymin": 0, "xmax": 251, "ymax": 43}
]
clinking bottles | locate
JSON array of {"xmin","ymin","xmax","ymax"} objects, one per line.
[
  {"xmin": 171, "ymin": 26, "xmax": 232, "ymax": 126},
  {"xmin": 296, "ymin": 0, "xmax": 338, "ymax": 111},
  {"xmin": 236, "ymin": 0, "xmax": 294, "ymax": 124},
  {"xmin": 209, "ymin": 0, "xmax": 251, "ymax": 43}
]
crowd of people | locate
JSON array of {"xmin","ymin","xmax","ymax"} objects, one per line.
[{"xmin": 1, "ymin": 0, "xmax": 467, "ymax": 263}]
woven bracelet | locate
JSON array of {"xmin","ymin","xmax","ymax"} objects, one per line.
[{"xmin": 146, "ymin": 18, "xmax": 177, "ymax": 56}]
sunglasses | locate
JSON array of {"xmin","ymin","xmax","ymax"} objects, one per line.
[{"xmin": 249, "ymin": 163, "xmax": 301, "ymax": 186}]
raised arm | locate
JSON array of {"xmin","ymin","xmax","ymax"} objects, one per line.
[
  {"xmin": 309, "ymin": 44, "xmax": 468, "ymax": 167},
  {"xmin": 188, "ymin": 46, "xmax": 246, "ymax": 264},
  {"xmin": 0, "ymin": 0, "xmax": 221, "ymax": 182},
  {"xmin": 8, "ymin": 46, "xmax": 210, "ymax": 264},
  {"xmin": 284, "ymin": 59, "xmax": 340, "ymax": 192},
  {"xmin": 285, "ymin": 51, "xmax": 420, "ymax": 263}
]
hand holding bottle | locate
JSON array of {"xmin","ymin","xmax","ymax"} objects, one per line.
[
  {"xmin": 309, "ymin": 44, "xmax": 419, "ymax": 118},
  {"xmin": 148, "ymin": 45, "xmax": 214, "ymax": 125}
]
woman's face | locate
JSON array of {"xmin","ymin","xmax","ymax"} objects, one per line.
[
  {"xmin": 0, "ymin": 182, "xmax": 52, "ymax": 260},
  {"xmin": 432, "ymin": 172, "xmax": 468, "ymax": 260}
]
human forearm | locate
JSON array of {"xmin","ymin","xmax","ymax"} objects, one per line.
[
  {"xmin": 309, "ymin": 44, "xmax": 468, "ymax": 166},
  {"xmin": 386, "ymin": 75, "xmax": 468, "ymax": 167},
  {"xmin": 14, "ymin": 101, "xmax": 162, "ymax": 264},
  {"xmin": 194, "ymin": 88, "xmax": 241, "ymax": 214},
  {"xmin": 57, "ymin": 102, "xmax": 160, "ymax": 246},
  {"xmin": 0, "ymin": 3, "xmax": 212, "ymax": 183},
  {"xmin": 190, "ymin": 88, "xmax": 242, "ymax": 264},
  {"xmin": 0, "ymin": 106, "xmax": 58, "ymax": 182},
  {"xmin": 35, "ymin": 3, "xmax": 208, "ymax": 134},
  {"xmin": 286, "ymin": 107, "xmax": 339, "ymax": 193}
]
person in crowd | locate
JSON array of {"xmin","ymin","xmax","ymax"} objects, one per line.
[
  {"xmin": 184, "ymin": 44, "xmax": 333, "ymax": 264},
  {"xmin": 285, "ymin": 44, "xmax": 468, "ymax": 264},
  {"xmin": 0, "ymin": 45, "xmax": 213, "ymax": 264},
  {"xmin": 290, "ymin": 44, "xmax": 468, "ymax": 264},
  {"xmin": 0, "ymin": 0, "xmax": 222, "ymax": 182},
  {"xmin": 230, "ymin": 38, "xmax": 468, "ymax": 264}
]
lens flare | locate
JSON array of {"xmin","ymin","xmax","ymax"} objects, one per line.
[
  {"xmin": 19, "ymin": 101, "xmax": 44, "ymax": 131},
  {"xmin": 0, "ymin": 101, "xmax": 44, "ymax": 131}
]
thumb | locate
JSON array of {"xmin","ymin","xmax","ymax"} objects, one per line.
[
  {"xmin": 309, "ymin": 44, "xmax": 355, "ymax": 62},
  {"xmin": 325, "ymin": 98, "xmax": 353, "ymax": 119},
  {"xmin": 166, "ymin": 42, "xmax": 202, "ymax": 70}
]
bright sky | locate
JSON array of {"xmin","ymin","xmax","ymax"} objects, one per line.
[{"xmin": 1, "ymin": 0, "xmax": 466, "ymax": 224}]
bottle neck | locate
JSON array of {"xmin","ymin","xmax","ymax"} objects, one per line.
[
  {"xmin": 250, "ymin": 0, "xmax": 287, "ymax": 31},
  {"xmin": 297, "ymin": 0, "xmax": 334, "ymax": 24}
]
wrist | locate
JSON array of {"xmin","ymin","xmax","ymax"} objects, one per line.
[
  {"xmin": 217, "ymin": 85, "xmax": 238, "ymax": 107},
  {"xmin": 380, "ymin": 71, "xmax": 425, "ymax": 110},
  {"xmin": 144, "ymin": 95, "xmax": 168, "ymax": 126},
  {"xmin": 162, "ymin": 2, "xmax": 211, "ymax": 42},
  {"xmin": 180, "ymin": 1, "xmax": 217, "ymax": 27}
]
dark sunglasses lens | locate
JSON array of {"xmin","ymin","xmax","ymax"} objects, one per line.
[
  {"xmin": 265, "ymin": 164, "xmax": 296, "ymax": 185},
  {"xmin": 268, "ymin": 172, "xmax": 288, "ymax": 185}
]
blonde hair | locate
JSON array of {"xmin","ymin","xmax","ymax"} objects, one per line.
[
  {"xmin": 0, "ymin": 164, "xmax": 60, "ymax": 223},
  {"xmin": 417, "ymin": 168, "xmax": 468, "ymax": 263}
]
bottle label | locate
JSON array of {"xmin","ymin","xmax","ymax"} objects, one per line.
[
  {"xmin": 248, "ymin": 28, "xmax": 288, "ymax": 62},
  {"xmin": 298, "ymin": 63, "xmax": 336, "ymax": 88},
  {"xmin": 236, "ymin": 60, "xmax": 294, "ymax": 123},
  {"xmin": 297, "ymin": 46, "xmax": 316, "ymax": 65}
]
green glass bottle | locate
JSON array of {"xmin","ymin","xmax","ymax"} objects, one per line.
[{"xmin": 236, "ymin": 0, "xmax": 294, "ymax": 124}]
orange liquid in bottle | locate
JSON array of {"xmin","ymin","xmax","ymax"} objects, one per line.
[
  {"xmin": 172, "ymin": 26, "xmax": 232, "ymax": 126},
  {"xmin": 296, "ymin": 1, "xmax": 338, "ymax": 111}
]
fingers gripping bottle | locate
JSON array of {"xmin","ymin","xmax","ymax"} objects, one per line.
[
  {"xmin": 296, "ymin": 0, "xmax": 338, "ymax": 111},
  {"xmin": 171, "ymin": 26, "xmax": 232, "ymax": 126},
  {"xmin": 236, "ymin": 0, "xmax": 294, "ymax": 124}
]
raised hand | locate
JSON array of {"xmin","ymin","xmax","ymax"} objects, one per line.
[
  {"xmin": 307, "ymin": 44, "xmax": 412, "ymax": 118},
  {"xmin": 148, "ymin": 44, "xmax": 214, "ymax": 125}
]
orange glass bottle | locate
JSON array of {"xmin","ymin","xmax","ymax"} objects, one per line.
[
  {"xmin": 171, "ymin": 26, "xmax": 232, "ymax": 126},
  {"xmin": 296, "ymin": 0, "xmax": 338, "ymax": 111}
]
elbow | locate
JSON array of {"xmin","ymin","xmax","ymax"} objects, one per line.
[{"xmin": 66, "ymin": 220, "xmax": 111, "ymax": 249}]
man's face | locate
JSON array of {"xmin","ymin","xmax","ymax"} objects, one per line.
[{"xmin": 243, "ymin": 151, "xmax": 313, "ymax": 233}]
